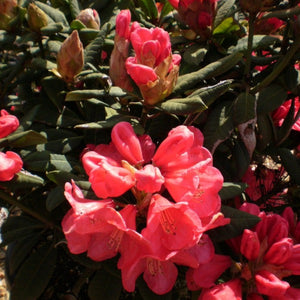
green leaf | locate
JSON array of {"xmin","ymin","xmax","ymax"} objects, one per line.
[
  {"xmin": 174, "ymin": 52, "xmax": 243, "ymax": 93},
  {"xmin": 232, "ymin": 139, "xmax": 250, "ymax": 179},
  {"xmin": 40, "ymin": 22, "xmax": 64, "ymax": 34},
  {"xmin": 138, "ymin": 0, "xmax": 158, "ymax": 19},
  {"xmin": 203, "ymin": 101, "xmax": 234, "ymax": 153},
  {"xmin": 213, "ymin": 17, "xmax": 239, "ymax": 36},
  {"xmin": 42, "ymin": 76, "xmax": 66, "ymax": 110},
  {"xmin": 69, "ymin": 0, "xmax": 81, "ymax": 19},
  {"xmin": 0, "ymin": 130, "xmax": 47, "ymax": 148},
  {"xmin": 35, "ymin": 1, "xmax": 69, "ymax": 27},
  {"xmin": 0, "ymin": 30, "xmax": 16, "ymax": 47},
  {"xmin": 31, "ymin": 58, "xmax": 57, "ymax": 71},
  {"xmin": 219, "ymin": 182, "xmax": 247, "ymax": 200},
  {"xmin": 257, "ymin": 84, "xmax": 287, "ymax": 114},
  {"xmin": 188, "ymin": 80, "xmax": 232, "ymax": 106},
  {"xmin": 46, "ymin": 186, "xmax": 65, "ymax": 211},
  {"xmin": 233, "ymin": 92, "xmax": 256, "ymax": 125},
  {"xmin": 70, "ymin": 19, "xmax": 86, "ymax": 30},
  {"xmin": 88, "ymin": 269, "xmax": 123, "ymax": 300},
  {"xmin": 10, "ymin": 243, "xmax": 57, "ymax": 300},
  {"xmin": 0, "ymin": 216, "xmax": 44, "ymax": 246},
  {"xmin": 214, "ymin": 0, "xmax": 236, "ymax": 28},
  {"xmin": 79, "ymin": 28, "xmax": 100, "ymax": 43},
  {"xmin": 229, "ymin": 35, "xmax": 279, "ymax": 53},
  {"xmin": 277, "ymin": 148, "xmax": 300, "ymax": 185},
  {"xmin": 183, "ymin": 44, "xmax": 207, "ymax": 66},
  {"xmin": 159, "ymin": 2, "xmax": 174, "ymax": 20},
  {"xmin": 208, "ymin": 205, "xmax": 261, "ymax": 242},
  {"xmin": 157, "ymin": 97, "xmax": 207, "ymax": 115},
  {"xmin": 256, "ymin": 114, "xmax": 274, "ymax": 151}
]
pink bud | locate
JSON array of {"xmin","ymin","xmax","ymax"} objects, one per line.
[
  {"xmin": 27, "ymin": 3, "xmax": 48, "ymax": 32},
  {"xmin": 284, "ymin": 244, "xmax": 300, "ymax": 275},
  {"xmin": 0, "ymin": 151, "xmax": 23, "ymax": 181},
  {"xmin": 57, "ymin": 30, "xmax": 84, "ymax": 83},
  {"xmin": 0, "ymin": 109, "xmax": 19, "ymax": 138},
  {"xmin": 116, "ymin": 9, "xmax": 131, "ymax": 39},
  {"xmin": 264, "ymin": 238, "xmax": 293, "ymax": 265},
  {"xmin": 111, "ymin": 122, "xmax": 144, "ymax": 165},
  {"xmin": 255, "ymin": 270, "xmax": 290, "ymax": 296},
  {"xmin": 240, "ymin": 229, "xmax": 260, "ymax": 261},
  {"xmin": 76, "ymin": 8, "xmax": 100, "ymax": 30}
]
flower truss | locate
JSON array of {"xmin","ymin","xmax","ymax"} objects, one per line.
[{"xmin": 62, "ymin": 121, "xmax": 230, "ymax": 294}]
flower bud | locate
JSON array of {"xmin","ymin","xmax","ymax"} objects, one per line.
[
  {"xmin": 0, "ymin": 109, "xmax": 19, "ymax": 138},
  {"xmin": 0, "ymin": 151, "xmax": 23, "ymax": 181},
  {"xmin": 240, "ymin": 229, "xmax": 260, "ymax": 261},
  {"xmin": 27, "ymin": 3, "xmax": 48, "ymax": 32},
  {"xmin": 284, "ymin": 244, "xmax": 300, "ymax": 275},
  {"xmin": 264, "ymin": 238, "xmax": 293, "ymax": 265},
  {"xmin": 0, "ymin": 0, "xmax": 17, "ymax": 30},
  {"xmin": 57, "ymin": 30, "xmax": 84, "ymax": 83},
  {"xmin": 76, "ymin": 8, "xmax": 100, "ymax": 30}
]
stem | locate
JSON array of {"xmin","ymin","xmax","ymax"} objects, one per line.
[
  {"xmin": 244, "ymin": 14, "xmax": 255, "ymax": 80},
  {"xmin": 38, "ymin": 36, "xmax": 45, "ymax": 59},
  {"xmin": 251, "ymin": 37, "xmax": 300, "ymax": 94},
  {"xmin": 0, "ymin": 190, "xmax": 59, "ymax": 229}
]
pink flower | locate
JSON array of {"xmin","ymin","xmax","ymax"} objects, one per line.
[
  {"xmin": 0, "ymin": 109, "xmax": 19, "ymax": 138},
  {"xmin": 198, "ymin": 278, "xmax": 242, "ymax": 300},
  {"xmin": 0, "ymin": 151, "xmax": 23, "ymax": 181},
  {"xmin": 269, "ymin": 287, "xmax": 300, "ymax": 300},
  {"xmin": 254, "ymin": 14, "xmax": 285, "ymax": 34},
  {"xmin": 272, "ymin": 97, "xmax": 300, "ymax": 131},
  {"xmin": 125, "ymin": 26, "xmax": 181, "ymax": 105},
  {"xmin": 109, "ymin": 10, "xmax": 140, "ymax": 91},
  {"xmin": 169, "ymin": 0, "xmax": 218, "ymax": 39}
]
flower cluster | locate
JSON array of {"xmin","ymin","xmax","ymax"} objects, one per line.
[
  {"xmin": 110, "ymin": 10, "xmax": 181, "ymax": 105},
  {"xmin": 62, "ymin": 121, "xmax": 230, "ymax": 294},
  {"xmin": 0, "ymin": 109, "xmax": 22, "ymax": 181}
]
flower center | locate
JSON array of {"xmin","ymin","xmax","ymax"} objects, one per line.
[
  {"xmin": 107, "ymin": 229, "xmax": 124, "ymax": 251},
  {"xmin": 160, "ymin": 210, "xmax": 176, "ymax": 235},
  {"xmin": 147, "ymin": 258, "xmax": 163, "ymax": 276}
]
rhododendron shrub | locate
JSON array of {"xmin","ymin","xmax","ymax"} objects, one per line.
[{"xmin": 0, "ymin": 0, "xmax": 300, "ymax": 299}]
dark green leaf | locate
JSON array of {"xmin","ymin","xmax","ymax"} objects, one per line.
[
  {"xmin": 257, "ymin": 84, "xmax": 287, "ymax": 114},
  {"xmin": 88, "ymin": 269, "xmax": 123, "ymax": 300},
  {"xmin": 233, "ymin": 92, "xmax": 256, "ymax": 125},
  {"xmin": 213, "ymin": 17, "xmax": 239, "ymax": 36},
  {"xmin": 0, "ymin": 30, "xmax": 16, "ymax": 47},
  {"xmin": 203, "ymin": 101, "xmax": 234, "ymax": 153},
  {"xmin": 0, "ymin": 130, "xmax": 47, "ymax": 148},
  {"xmin": 69, "ymin": 0, "xmax": 81, "ymax": 19},
  {"xmin": 0, "ymin": 216, "xmax": 44, "ymax": 246},
  {"xmin": 256, "ymin": 114, "xmax": 274, "ymax": 151},
  {"xmin": 46, "ymin": 186, "xmax": 65, "ymax": 211},
  {"xmin": 208, "ymin": 205, "xmax": 261, "ymax": 242},
  {"xmin": 277, "ymin": 148, "xmax": 300, "ymax": 185},
  {"xmin": 31, "ymin": 58, "xmax": 57, "ymax": 71},
  {"xmin": 10, "ymin": 243, "xmax": 57, "ymax": 300},
  {"xmin": 35, "ymin": 1, "xmax": 69, "ymax": 26},
  {"xmin": 183, "ymin": 44, "xmax": 207, "ymax": 66},
  {"xmin": 158, "ymin": 97, "xmax": 207, "ymax": 115},
  {"xmin": 232, "ymin": 139, "xmax": 250, "ymax": 179},
  {"xmin": 159, "ymin": 2, "xmax": 174, "ymax": 20},
  {"xmin": 219, "ymin": 182, "xmax": 247, "ymax": 200},
  {"xmin": 40, "ymin": 22, "xmax": 64, "ymax": 34},
  {"xmin": 138, "ymin": 0, "xmax": 158, "ymax": 19},
  {"xmin": 214, "ymin": 0, "xmax": 236, "ymax": 28},
  {"xmin": 174, "ymin": 52, "xmax": 243, "ymax": 93}
]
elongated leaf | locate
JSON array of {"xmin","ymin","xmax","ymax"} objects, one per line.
[
  {"xmin": 174, "ymin": 52, "xmax": 243, "ymax": 93},
  {"xmin": 256, "ymin": 113, "xmax": 274, "ymax": 151},
  {"xmin": 75, "ymin": 115, "xmax": 134, "ymax": 129},
  {"xmin": 214, "ymin": 0, "xmax": 236, "ymax": 28},
  {"xmin": 208, "ymin": 205, "xmax": 261, "ymax": 242},
  {"xmin": 188, "ymin": 80, "xmax": 232, "ymax": 106},
  {"xmin": 183, "ymin": 44, "xmax": 207, "ymax": 66},
  {"xmin": 46, "ymin": 186, "xmax": 65, "ymax": 211},
  {"xmin": 233, "ymin": 92, "xmax": 256, "ymax": 125},
  {"xmin": 229, "ymin": 35, "xmax": 279, "ymax": 53},
  {"xmin": 0, "ymin": 216, "xmax": 44, "ymax": 246},
  {"xmin": 0, "ymin": 130, "xmax": 47, "ymax": 148},
  {"xmin": 42, "ymin": 76, "xmax": 66, "ymax": 110},
  {"xmin": 219, "ymin": 182, "xmax": 247, "ymax": 200},
  {"xmin": 40, "ymin": 22, "xmax": 64, "ymax": 34},
  {"xmin": 35, "ymin": 1, "xmax": 69, "ymax": 26},
  {"xmin": 31, "ymin": 58, "xmax": 57, "ymax": 71},
  {"xmin": 69, "ymin": 0, "xmax": 81, "ymax": 19},
  {"xmin": 0, "ymin": 30, "xmax": 16, "ymax": 47},
  {"xmin": 257, "ymin": 84, "xmax": 287, "ymax": 113},
  {"xmin": 88, "ymin": 269, "xmax": 122, "ymax": 300},
  {"xmin": 203, "ymin": 101, "xmax": 234, "ymax": 153},
  {"xmin": 138, "ymin": 0, "xmax": 158, "ymax": 19},
  {"xmin": 277, "ymin": 148, "xmax": 300, "ymax": 185},
  {"xmin": 213, "ymin": 17, "xmax": 239, "ymax": 36},
  {"xmin": 10, "ymin": 243, "xmax": 57, "ymax": 300},
  {"xmin": 158, "ymin": 97, "xmax": 207, "ymax": 115},
  {"xmin": 232, "ymin": 139, "xmax": 250, "ymax": 179}
]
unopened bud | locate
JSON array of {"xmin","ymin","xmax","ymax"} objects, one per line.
[
  {"xmin": 76, "ymin": 8, "xmax": 100, "ymax": 30},
  {"xmin": 264, "ymin": 238, "xmax": 293, "ymax": 265},
  {"xmin": 240, "ymin": 229, "xmax": 260, "ymax": 261},
  {"xmin": 27, "ymin": 3, "xmax": 48, "ymax": 32},
  {"xmin": 0, "ymin": 0, "xmax": 18, "ymax": 30},
  {"xmin": 57, "ymin": 30, "xmax": 84, "ymax": 83}
]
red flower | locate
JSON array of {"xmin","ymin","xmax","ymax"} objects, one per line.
[
  {"xmin": 0, "ymin": 109, "xmax": 19, "ymax": 138},
  {"xmin": 0, "ymin": 151, "xmax": 23, "ymax": 181}
]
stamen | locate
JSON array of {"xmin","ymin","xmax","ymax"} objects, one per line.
[
  {"xmin": 160, "ymin": 210, "xmax": 176, "ymax": 235},
  {"xmin": 147, "ymin": 258, "xmax": 163, "ymax": 276},
  {"xmin": 107, "ymin": 229, "xmax": 124, "ymax": 251}
]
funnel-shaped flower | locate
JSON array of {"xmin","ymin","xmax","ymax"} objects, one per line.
[
  {"xmin": 76, "ymin": 8, "xmax": 100, "ymax": 29},
  {"xmin": 125, "ymin": 27, "xmax": 181, "ymax": 105},
  {"xmin": 0, "ymin": 109, "xmax": 19, "ymax": 138},
  {"xmin": 0, "ymin": 151, "xmax": 23, "ymax": 181},
  {"xmin": 57, "ymin": 30, "xmax": 84, "ymax": 83}
]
